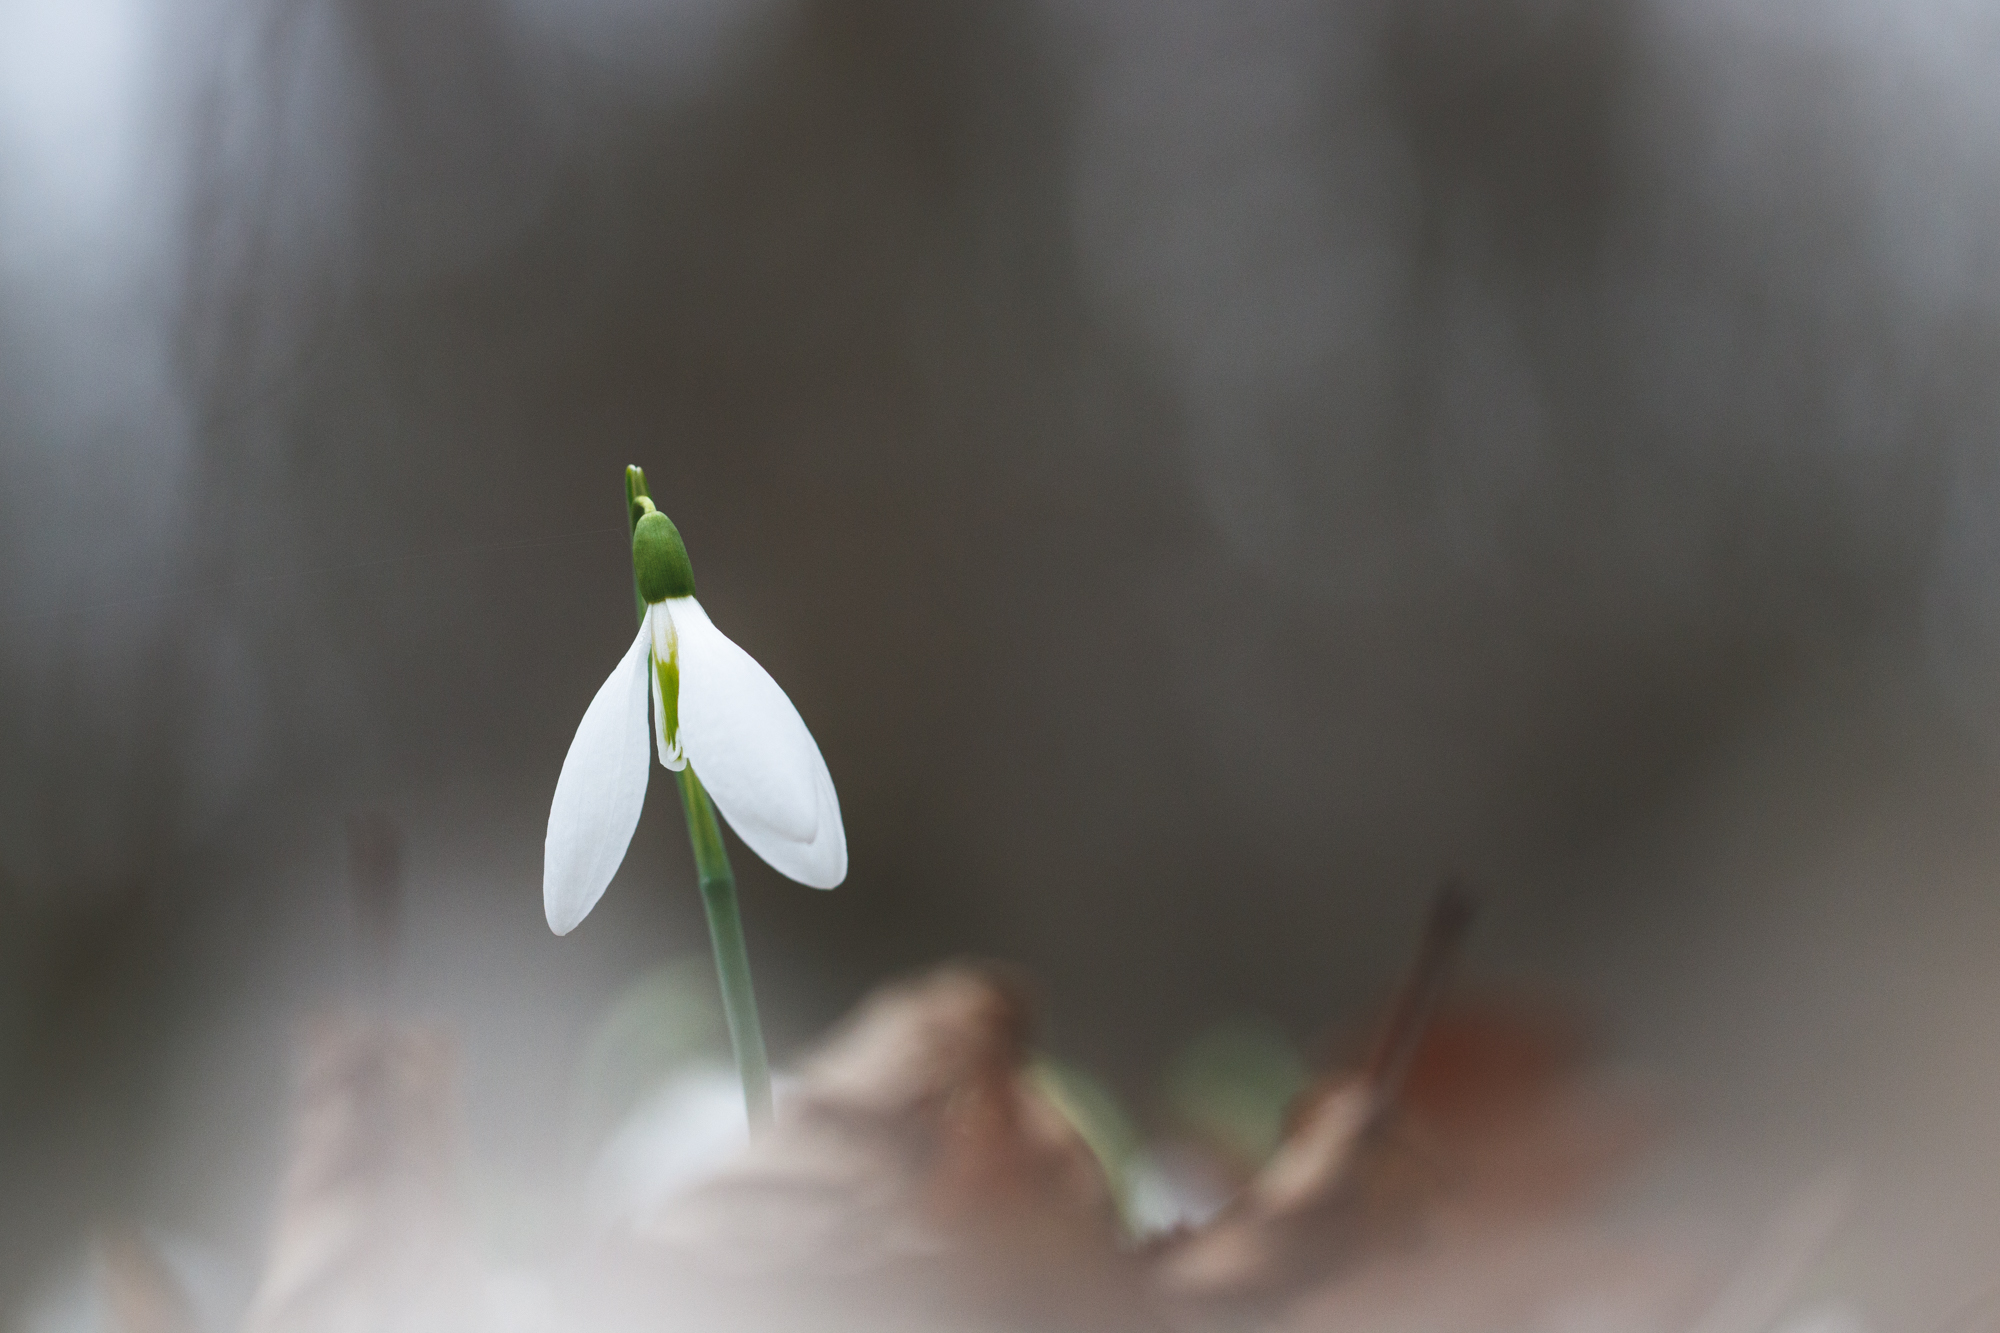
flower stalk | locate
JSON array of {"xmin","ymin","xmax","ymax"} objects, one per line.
[{"xmin": 625, "ymin": 465, "xmax": 774, "ymax": 1129}]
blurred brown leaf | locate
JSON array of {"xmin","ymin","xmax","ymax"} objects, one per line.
[
  {"xmin": 611, "ymin": 963, "xmax": 1161, "ymax": 1332},
  {"xmin": 209, "ymin": 959, "xmax": 1791, "ymax": 1333},
  {"xmin": 1152, "ymin": 1000, "xmax": 1657, "ymax": 1305},
  {"xmin": 1277, "ymin": 1226, "xmax": 1712, "ymax": 1333},
  {"xmin": 241, "ymin": 1017, "xmax": 483, "ymax": 1333},
  {"xmin": 1151, "ymin": 997, "xmax": 1697, "ymax": 1333},
  {"xmin": 96, "ymin": 1229, "xmax": 199, "ymax": 1333},
  {"xmin": 597, "ymin": 895, "xmax": 1697, "ymax": 1332}
]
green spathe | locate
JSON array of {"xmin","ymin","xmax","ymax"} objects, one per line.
[{"xmin": 632, "ymin": 508, "xmax": 697, "ymax": 602}]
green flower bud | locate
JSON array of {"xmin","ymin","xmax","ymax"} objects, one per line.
[{"xmin": 633, "ymin": 510, "xmax": 697, "ymax": 602}]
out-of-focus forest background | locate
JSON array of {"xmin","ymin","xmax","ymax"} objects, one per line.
[{"xmin": 6, "ymin": 0, "xmax": 2000, "ymax": 1323}]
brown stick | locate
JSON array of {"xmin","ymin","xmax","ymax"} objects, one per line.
[{"xmin": 1363, "ymin": 878, "xmax": 1477, "ymax": 1108}]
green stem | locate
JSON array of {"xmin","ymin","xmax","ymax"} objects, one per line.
[
  {"xmin": 678, "ymin": 766, "xmax": 774, "ymax": 1129},
  {"xmin": 624, "ymin": 464, "xmax": 775, "ymax": 1130},
  {"xmin": 624, "ymin": 467, "xmax": 653, "ymax": 626}
]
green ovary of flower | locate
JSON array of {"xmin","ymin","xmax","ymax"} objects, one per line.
[{"xmin": 633, "ymin": 509, "xmax": 697, "ymax": 602}]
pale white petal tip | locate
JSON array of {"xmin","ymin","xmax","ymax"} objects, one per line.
[
  {"xmin": 544, "ymin": 875, "xmax": 596, "ymax": 935},
  {"xmin": 546, "ymin": 898, "xmax": 581, "ymax": 937},
  {"xmin": 796, "ymin": 822, "xmax": 846, "ymax": 891}
]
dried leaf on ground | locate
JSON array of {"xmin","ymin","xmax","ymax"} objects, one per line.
[
  {"xmin": 607, "ymin": 963, "xmax": 1159, "ymax": 1332},
  {"xmin": 241, "ymin": 1017, "xmax": 485, "ymax": 1333},
  {"xmin": 1151, "ymin": 1000, "xmax": 1662, "ymax": 1316},
  {"xmin": 96, "ymin": 1230, "xmax": 200, "ymax": 1333}
]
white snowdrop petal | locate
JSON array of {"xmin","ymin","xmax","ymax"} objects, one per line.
[
  {"xmin": 544, "ymin": 622, "xmax": 653, "ymax": 934},
  {"xmin": 671, "ymin": 598, "xmax": 847, "ymax": 889}
]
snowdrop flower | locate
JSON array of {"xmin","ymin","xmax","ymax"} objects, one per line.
[{"xmin": 544, "ymin": 501, "xmax": 845, "ymax": 934}]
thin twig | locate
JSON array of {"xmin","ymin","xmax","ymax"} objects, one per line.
[{"xmin": 1365, "ymin": 877, "xmax": 1478, "ymax": 1110}]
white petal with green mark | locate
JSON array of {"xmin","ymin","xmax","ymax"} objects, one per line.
[
  {"xmin": 648, "ymin": 603, "xmax": 687, "ymax": 771},
  {"xmin": 544, "ymin": 621, "xmax": 653, "ymax": 934},
  {"xmin": 669, "ymin": 597, "xmax": 846, "ymax": 889}
]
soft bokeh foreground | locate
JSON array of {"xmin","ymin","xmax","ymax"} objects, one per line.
[{"xmin": 24, "ymin": 901, "xmax": 1856, "ymax": 1333}]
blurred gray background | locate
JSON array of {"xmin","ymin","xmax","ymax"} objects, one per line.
[{"xmin": 6, "ymin": 0, "xmax": 2000, "ymax": 1322}]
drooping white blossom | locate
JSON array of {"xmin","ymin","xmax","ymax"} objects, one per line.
[{"xmin": 543, "ymin": 508, "xmax": 845, "ymax": 934}]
